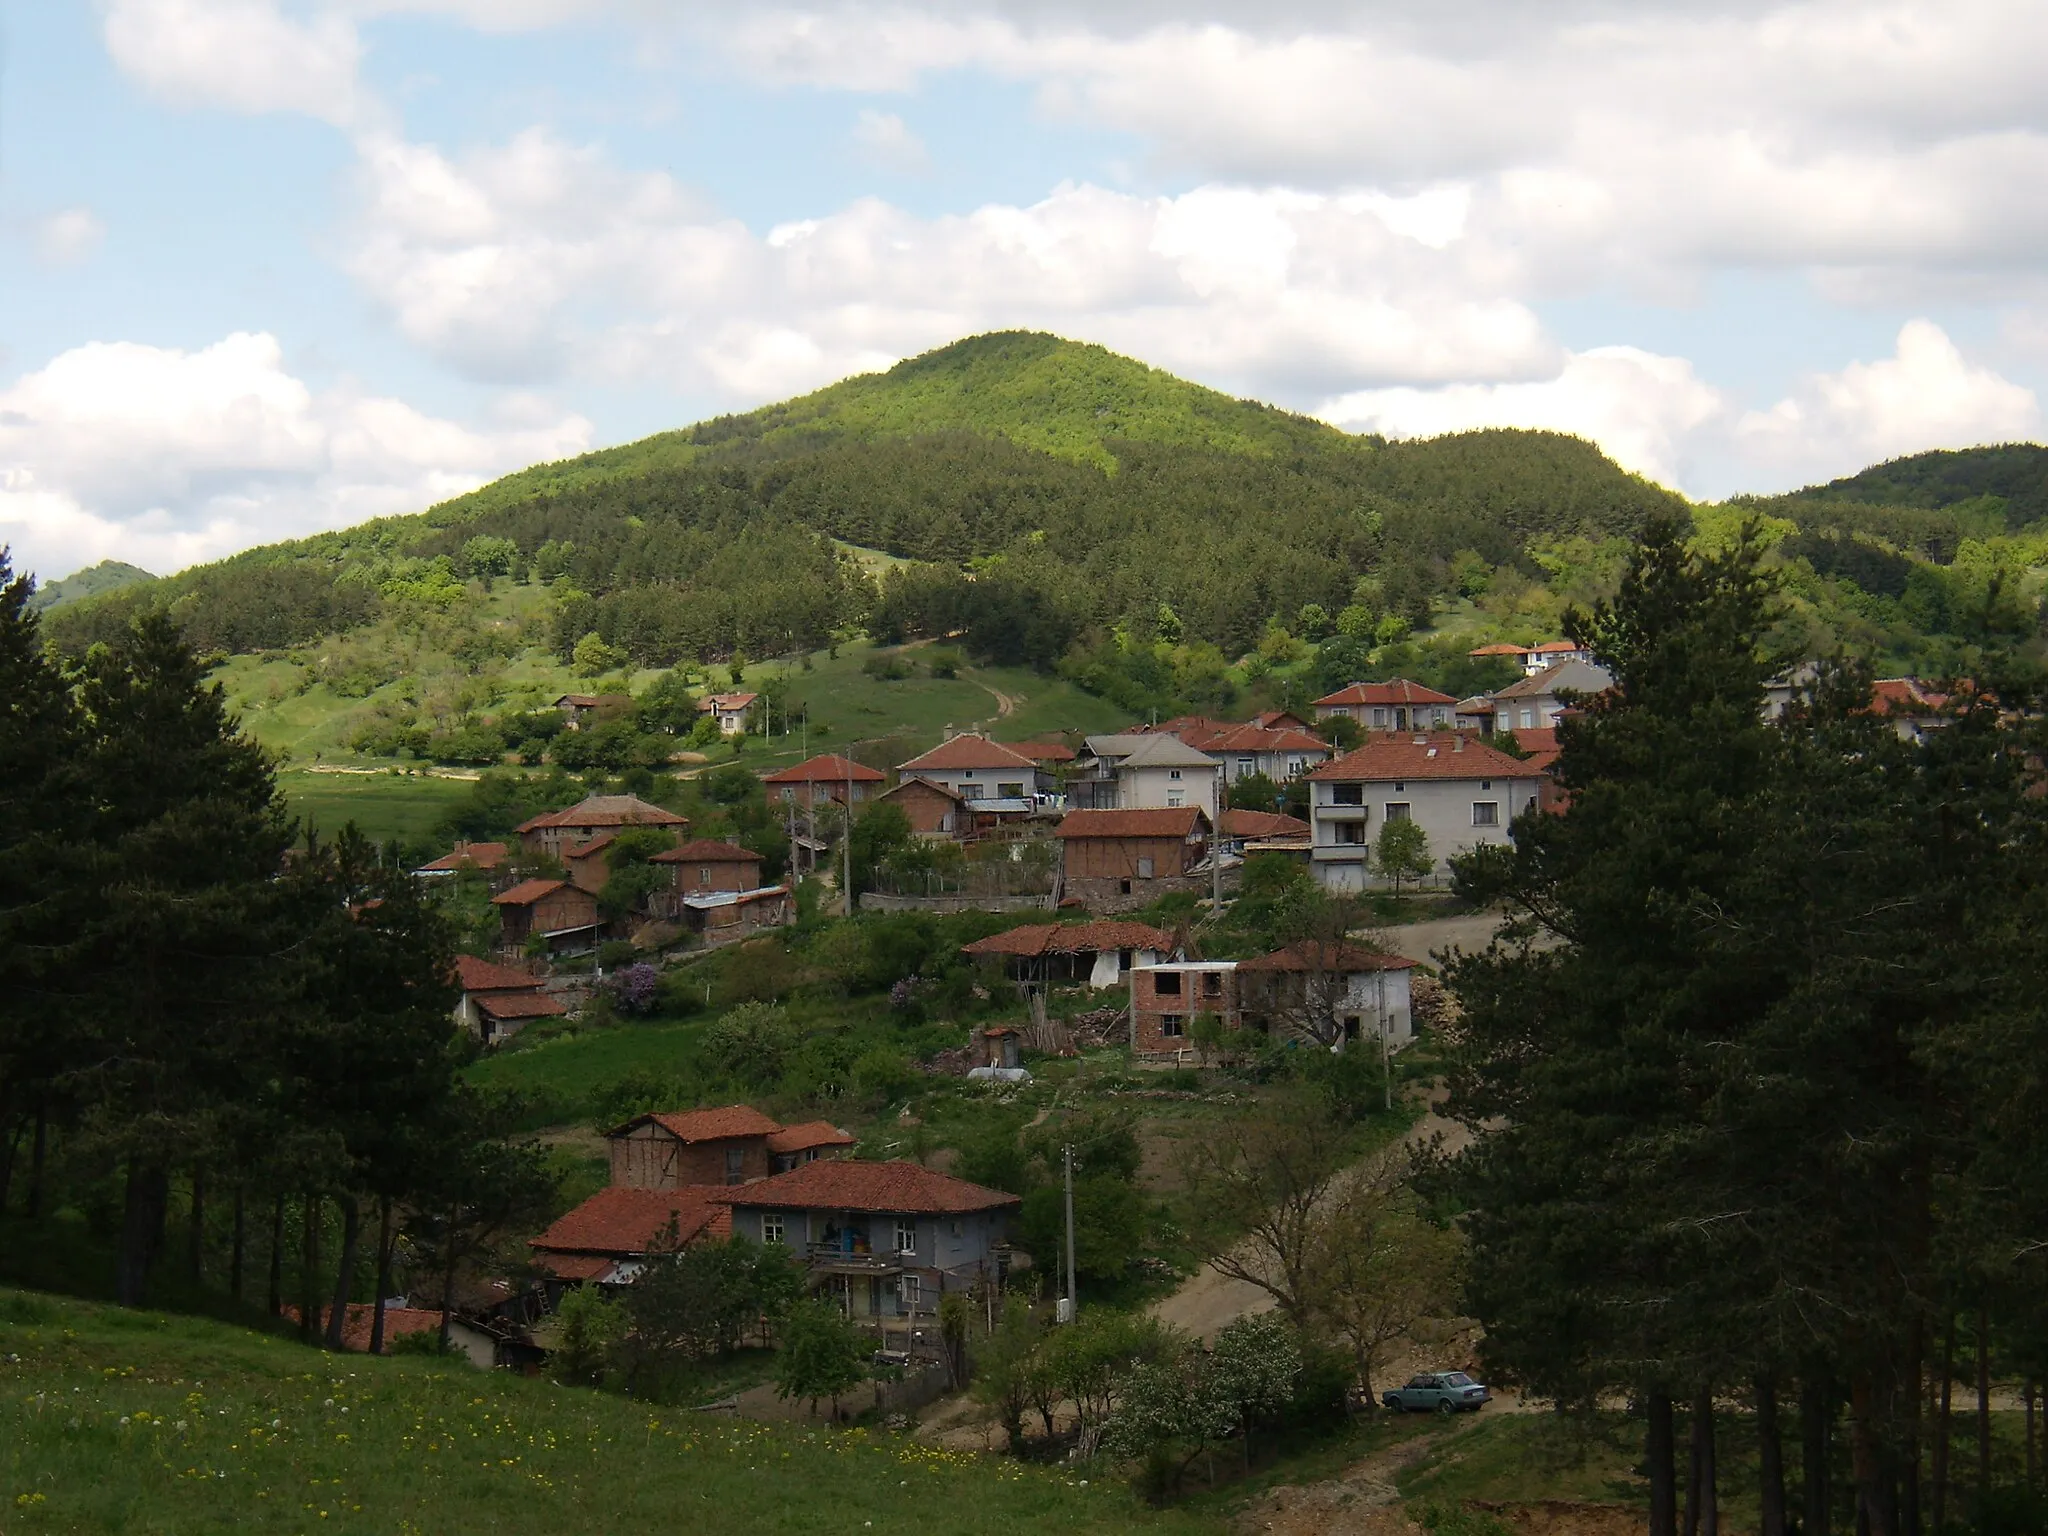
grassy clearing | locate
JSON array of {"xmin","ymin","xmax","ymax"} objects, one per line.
[
  {"xmin": 279, "ymin": 770, "xmax": 478, "ymax": 844},
  {"xmin": 0, "ymin": 1286, "xmax": 1217, "ymax": 1535},
  {"xmin": 466, "ymin": 1018, "xmax": 713, "ymax": 1123},
  {"xmin": 1396, "ymin": 1412, "xmax": 1645, "ymax": 1510}
]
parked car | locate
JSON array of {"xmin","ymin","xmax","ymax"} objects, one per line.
[{"xmin": 1382, "ymin": 1371, "xmax": 1490, "ymax": 1414}]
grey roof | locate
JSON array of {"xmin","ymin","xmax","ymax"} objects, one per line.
[
  {"xmin": 1107, "ymin": 733, "xmax": 1220, "ymax": 769},
  {"xmin": 1492, "ymin": 660, "xmax": 1613, "ymax": 700}
]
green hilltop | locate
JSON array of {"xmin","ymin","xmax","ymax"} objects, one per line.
[{"xmin": 28, "ymin": 558, "xmax": 156, "ymax": 612}]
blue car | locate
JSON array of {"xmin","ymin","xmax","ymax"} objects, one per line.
[{"xmin": 1381, "ymin": 1371, "xmax": 1490, "ymax": 1414}]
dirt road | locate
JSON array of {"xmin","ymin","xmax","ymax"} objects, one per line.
[{"xmin": 1376, "ymin": 912, "xmax": 1507, "ymax": 969}]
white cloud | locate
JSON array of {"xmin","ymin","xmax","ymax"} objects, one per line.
[
  {"xmin": 1320, "ymin": 348, "xmax": 1728, "ymax": 488},
  {"xmin": 0, "ymin": 332, "xmax": 591, "ymax": 582},
  {"xmin": 33, "ymin": 209, "xmax": 107, "ymax": 267},
  {"xmin": 850, "ymin": 109, "xmax": 930, "ymax": 175},
  {"xmin": 101, "ymin": 0, "xmax": 367, "ymax": 125},
  {"xmin": 344, "ymin": 128, "xmax": 1556, "ymax": 402},
  {"xmin": 1732, "ymin": 319, "xmax": 2042, "ymax": 488}
]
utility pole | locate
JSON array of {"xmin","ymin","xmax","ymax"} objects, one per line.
[
  {"xmin": 1210, "ymin": 763, "xmax": 1224, "ymax": 911},
  {"xmin": 1060, "ymin": 1143, "xmax": 1077, "ymax": 1324},
  {"xmin": 842, "ymin": 762, "xmax": 856, "ymax": 918}
]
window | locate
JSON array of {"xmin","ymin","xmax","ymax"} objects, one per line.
[
  {"xmin": 997, "ymin": 782, "xmax": 1024, "ymax": 798},
  {"xmin": 1201, "ymin": 971, "xmax": 1223, "ymax": 998},
  {"xmin": 1472, "ymin": 802, "xmax": 1499, "ymax": 827},
  {"xmin": 1385, "ymin": 803, "xmax": 1412, "ymax": 822},
  {"xmin": 895, "ymin": 1219, "xmax": 917, "ymax": 1254},
  {"xmin": 1137, "ymin": 856, "xmax": 1155, "ymax": 878},
  {"xmin": 1371, "ymin": 708, "xmax": 1388, "ymax": 727},
  {"xmin": 762, "ymin": 1214, "xmax": 786, "ymax": 1245},
  {"xmin": 1119, "ymin": 879, "xmax": 1132, "ymax": 895},
  {"xmin": 1287, "ymin": 758, "xmax": 1304, "ymax": 776},
  {"xmin": 1169, "ymin": 768, "xmax": 1183, "ymax": 781},
  {"xmin": 1519, "ymin": 708, "xmax": 1536, "ymax": 729},
  {"xmin": 1166, "ymin": 793, "xmax": 1183, "ymax": 808},
  {"xmin": 1331, "ymin": 783, "xmax": 1364, "ymax": 805},
  {"xmin": 899, "ymin": 1274, "xmax": 922, "ymax": 1309},
  {"xmin": 1481, "ymin": 781, "xmax": 1491, "ymax": 791},
  {"xmin": 1393, "ymin": 781, "xmax": 1405, "ymax": 793},
  {"xmin": 1433, "ymin": 708, "xmax": 1448, "ymax": 725},
  {"xmin": 1155, "ymin": 971, "xmax": 1183, "ymax": 996},
  {"xmin": 698, "ymin": 866, "xmax": 710, "ymax": 884},
  {"xmin": 1118, "ymin": 949, "xmax": 1134, "ymax": 971},
  {"xmin": 1160, "ymin": 1014, "xmax": 1186, "ymax": 1038},
  {"xmin": 724, "ymin": 1147, "xmax": 746, "ymax": 1185},
  {"xmin": 1335, "ymin": 822, "xmax": 1367, "ymax": 845},
  {"xmin": 1237, "ymin": 757, "xmax": 1255, "ymax": 776},
  {"xmin": 1496, "ymin": 711, "xmax": 1512, "ymax": 732},
  {"xmin": 961, "ymin": 783, "xmax": 985, "ymax": 799}
]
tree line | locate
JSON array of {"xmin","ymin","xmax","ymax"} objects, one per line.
[
  {"xmin": 1444, "ymin": 519, "xmax": 2048, "ymax": 1535},
  {"xmin": 0, "ymin": 553, "xmax": 548, "ymax": 1342}
]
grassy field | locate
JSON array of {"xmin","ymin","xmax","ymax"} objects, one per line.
[
  {"xmin": 466, "ymin": 1017, "xmax": 714, "ymax": 1123},
  {"xmin": 0, "ymin": 1287, "xmax": 1217, "ymax": 1536},
  {"xmin": 279, "ymin": 770, "xmax": 479, "ymax": 844}
]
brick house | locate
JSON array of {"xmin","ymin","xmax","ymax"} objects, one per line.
[
  {"xmin": 491, "ymin": 878, "xmax": 603, "ymax": 954},
  {"xmin": 713, "ymin": 1160, "xmax": 1018, "ymax": 1328},
  {"xmin": 1312, "ymin": 679, "xmax": 1457, "ymax": 732},
  {"xmin": 761, "ymin": 753, "xmax": 887, "ymax": 810},
  {"xmin": 1306, "ymin": 734, "xmax": 1542, "ymax": 892},
  {"xmin": 607, "ymin": 1105, "xmax": 787, "ymax": 1189},
  {"xmin": 1054, "ymin": 806, "xmax": 1212, "ymax": 912},
  {"xmin": 517, "ymin": 794, "xmax": 688, "ymax": 861},
  {"xmin": 879, "ymin": 776, "xmax": 970, "ymax": 837},
  {"xmin": 562, "ymin": 833, "xmax": 615, "ymax": 894},
  {"xmin": 1129, "ymin": 961, "xmax": 1241, "ymax": 1056},
  {"xmin": 651, "ymin": 839, "xmax": 765, "ymax": 897},
  {"xmin": 452, "ymin": 954, "xmax": 567, "ymax": 1046}
]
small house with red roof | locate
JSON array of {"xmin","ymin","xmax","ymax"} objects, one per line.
[
  {"xmin": 767, "ymin": 1121, "xmax": 858, "ymax": 1174},
  {"xmin": 414, "ymin": 841, "xmax": 509, "ymax": 879},
  {"xmin": 516, "ymin": 794, "xmax": 687, "ymax": 860},
  {"xmin": 1054, "ymin": 806, "xmax": 1212, "ymax": 912},
  {"xmin": 609, "ymin": 1104, "xmax": 789, "ymax": 1189},
  {"xmin": 896, "ymin": 733, "xmax": 1042, "ymax": 804},
  {"xmin": 1307, "ymin": 734, "xmax": 1541, "ymax": 892},
  {"xmin": 879, "ymin": 775, "xmax": 970, "ymax": 837},
  {"xmin": 1237, "ymin": 941, "xmax": 1419, "ymax": 1047},
  {"xmin": 491, "ymin": 878, "xmax": 602, "ymax": 955},
  {"xmin": 652, "ymin": 839, "xmax": 765, "ymax": 896},
  {"xmin": 1312, "ymin": 679, "xmax": 1457, "ymax": 732},
  {"xmin": 453, "ymin": 954, "xmax": 568, "ymax": 1046},
  {"xmin": 643, "ymin": 839, "xmax": 790, "ymax": 935},
  {"xmin": 713, "ymin": 1160, "xmax": 1019, "ymax": 1325},
  {"xmin": 528, "ymin": 1186, "xmax": 735, "ymax": 1287},
  {"xmin": 761, "ymin": 753, "xmax": 886, "ymax": 810},
  {"xmin": 698, "ymin": 691, "xmax": 759, "ymax": 735},
  {"xmin": 1196, "ymin": 721, "xmax": 1331, "ymax": 787}
]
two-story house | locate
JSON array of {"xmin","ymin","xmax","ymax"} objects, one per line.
[
  {"xmin": 491, "ymin": 878, "xmax": 603, "ymax": 955},
  {"xmin": 516, "ymin": 794, "xmax": 688, "ymax": 861},
  {"xmin": 714, "ymin": 1160, "xmax": 1019, "ymax": 1329},
  {"xmin": 1069, "ymin": 733, "xmax": 1221, "ymax": 818},
  {"xmin": 1237, "ymin": 942, "xmax": 1418, "ymax": 1048},
  {"xmin": 895, "ymin": 734, "xmax": 1042, "ymax": 803},
  {"xmin": 1189, "ymin": 722, "xmax": 1331, "ymax": 787},
  {"xmin": 760, "ymin": 753, "xmax": 887, "ymax": 810},
  {"xmin": 1129, "ymin": 960, "xmax": 1241, "ymax": 1056},
  {"xmin": 698, "ymin": 691, "xmax": 759, "ymax": 735},
  {"xmin": 452, "ymin": 954, "xmax": 566, "ymax": 1046},
  {"xmin": 1055, "ymin": 807, "xmax": 1212, "ymax": 911},
  {"xmin": 1312, "ymin": 680, "xmax": 1457, "ymax": 732},
  {"xmin": 1306, "ymin": 735, "xmax": 1542, "ymax": 891},
  {"xmin": 1490, "ymin": 660, "xmax": 1613, "ymax": 734},
  {"xmin": 608, "ymin": 1104, "xmax": 788, "ymax": 1188}
]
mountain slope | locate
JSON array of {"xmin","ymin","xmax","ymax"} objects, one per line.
[
  {"xmin": 1787, "ymin": 444, "xmax": 2048, "ymax": 526},
  {"xmin": 28, "ymin": 559, "xmax": 155, "ymax": 612}
]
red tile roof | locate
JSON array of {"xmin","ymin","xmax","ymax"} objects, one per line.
[
  {"xmin": 651, "ymin": 839, "xmax": 764, "ymax": 865},
  {"xmin": 1308, "ymin": 735, "xmax": 1536, "ymax": 782},
  {"xmin": 1530, "ymin": 641, "xmax": 1584, "ymax": 655},
  {"xmin": 532, "ymin": 1253, "xmax": 616, "ymax": 1282},
  {"xmin": 898, "ymin": 734, "xmax": 1037, "ymax": 773},
  {"xmin": 960, "ymin": 920, "xmax": 1177, "ymax": 959},
  {"xmin": 700, "ymin": 692, "xmax": 759, "ymax": 711},
  {"xmin": 1202, "ymin": 723, "xmax": 1329, "ymax": 754},
  {"xmin": 1872, "ymin": 678, "xmax": 1947, "ymax": 713},
  {"xmin": 418, "ymin": 842, "xmax": 508, "ymax": 873},
  {"xmin": 760, "ymin": 753, "xmax": 887, "ymax": 784},
  {"xmin": 1006, "ymin": 739, "xmax": 1076, "ymax": 762},
  {"xmin": 1217, "ymin": 809, "xmax": 1311, "ymax": 839},
  {"xmin": 881, "ymin": 776, "xmax": 968, "ymax": 806},
  {"xmin": 565, "ymin": 833, "xmax": 615, "ymax": 860},
  {"xmin": 1249, "ymin": 711, "xmax": 1312, "ymax": 731},
  {"xmin": 1054, "ymin": 807, "xmax": 1208, "ymax": 839},
  {"xmin": 1465, "ymin": 643, "xmax": 1526, "ymax": 658},
  {"xmin": 1238, "ymin": 941, "xmax": 1417, "ymax": 974},
  {"xmin": 454, "ymin": 954, "xmax": 541, "ymax": 993},
  {"xmin": 1313, "ymin": 679, "xmax": 1457, "ymax": 708},
  {"xmin": 614, "ymin": 1105, "xmax": 784, "ymax": 1143},
  {"xmin": 711, "ymin": 1159, "xmax": 1020, "ymax": 1216},
  {"xmin": 283, "ymin": 1303, "xmax": 443, "ymax": 1353},
  {"xmin": 517, "ymin": 795, "xmax": 687, "ymax": 833},
  {"xmin": 492, "ymin": 877, "xmax": 571, "ymax": 907},
  {"xmin": 530, "ymin": 1186, "xmax": 731, "ymax": 1255},
  {"xmin": 765, "ymin": 1121, "xmax": 857, "ymax": 1155},
  {"xmin": 475, "ymin": 992, "xmax": 569, "ymax": 1021}
]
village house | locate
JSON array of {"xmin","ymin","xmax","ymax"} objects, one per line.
[
  {"xmin": 414, "ymin": 840, "xmax": 509, "ymax": 879},
  {"xmin": 608, "ymin": 1105, "xmax": 787, "ymax": 1188},
  {"xmin": 528, "ymin": 1185, "xmax": 734, "ymax": 1286},
  {"xmin": 1190, "ymin": 721, "xmax": 1331, "ymax": 787},
  {"xmin": 1215, "ymin": 808, "xmax": 1312, "ymax": 858},
  {"xmin": 1312, "ymin": 679, "xmax": 1457, "ymax": 732},
  {"xmin": 517, "ymin": 794, "xmax": 688, "ymax": 861},
  {"xmin": 1467, "ymin": 640, "xmax": 1596, "ymax": 677},
  {"xmin": 761, "ymin": 753, "xmax": 887, "ymax": 810},
  {"xmin": 1491, "ymin": 660, "xmax": 1613, "ymax": 733},
  {"xmin": 896, "ymin": 734, "xmax": 1045, "ymax": 802},
  {"xmin": 1248, "ymin": 709, "xmax": 1314, "ymax": 732},
  {"xmin": 1068, "ymin": 733, "xmax": 1222, "ymax": 817},
  {"xmin": 1307, "ymin": 734, "xmax": 1543, "ymax": 892},
  {"xmin": 554, "ymin": 693, "xmax": 634, "ymax": 730},
  {"xmin": 1129, "ymin": 960, "xmax": 1241, "ymax": 1056},
  {"xmin": 1007, "ymin": 739, "xmax": 1076, "ymax": 776},
  {"xmin": 491, "ymin": 878, "xmax": 603, "ymax": 955},
  {"xmin": 768, "ymin": 1121, "xmax": 858, "ymax": 1173},
  {"xmin": 879, "ymin": 776, "xmax": 970, "ymax": 837},
  {"xmin": 643, "ymin": 839, "xmax": 793, "ymax": 937},
  {"xmin": 452, "ymin": 954, "xmax": 567, "ymax": 1046},
  {"xmin": 960, "ymin": 919, "xmax": 1181, "ymax": 989},
  {"xmin": 713, "ymin": 1160, "xmax": 1019, "ymax": 1329},
  {"xmin": 1054, "ymin": 806, "xmax": 1213, "ymax": 912},
  {"xmin": 1237, "ymin": 942, "xmax": 1418, "ymax": 1048},
  {"xmin": 561, "ymin": 833, "xmax": 615, "ymax": 894},
  {"xmin": 699, "ymin": 691, "xmax": 759, "ymax": 735},
  {"xmin": 652, "ymin": 838, "xmax": 764, "ymax": 896}
]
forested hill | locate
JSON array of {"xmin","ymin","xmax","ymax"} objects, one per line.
[
  {"xmin": 28, "ymin": 559, "xmax": 155, "ymax": 613},
  {"xmin": 41, "ymin": 331, "xmax": 1687, "ymax": 668}
]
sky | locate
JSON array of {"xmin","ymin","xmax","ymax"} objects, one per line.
[{"xmin": 5, "ymin": 1, "xmax": 2048, "ymax": 583}]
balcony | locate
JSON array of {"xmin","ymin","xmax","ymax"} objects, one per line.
[
  {"xmin": 807, "ymin": 1242, "xmax": 912, "ymax": 1274},
  {"xmin": 1315, "ymin": 803, "xmax": 1369, "ymax": 820}
]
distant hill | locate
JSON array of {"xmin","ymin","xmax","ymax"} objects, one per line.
[
  {"xmin": 43, "ymin": 331, "xmax": 1685, "ymax": 669},
  {"xmin": 28, "ymin": 559, "xmax": 155, "ymax": 612},
  {"xmin": 1787, "ymin": 444, "xmax": 2048, "ymax": 526}
]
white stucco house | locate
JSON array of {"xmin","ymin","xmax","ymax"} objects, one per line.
[{"xmin": 1306, "ymin": 734, "xmax": 1543, "ymax": 891}]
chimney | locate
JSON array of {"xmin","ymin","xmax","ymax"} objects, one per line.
[{"xmin": 1454, "ymin": 735, "xmax": 1464, "ymax": 752}]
